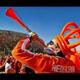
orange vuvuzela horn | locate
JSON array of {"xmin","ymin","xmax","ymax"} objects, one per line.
[
  {"xmin": 5, "ymin": 8, "xmax": 32, "ymax": 32},
  {"xmin": 5, "ymin": 8, "xmax": 47, "ymax": 47}
]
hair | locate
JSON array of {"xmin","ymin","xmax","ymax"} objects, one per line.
[
  {"xmin": 7, "ymin": 59, "xmax": 11, "ymax": 63},
  {"xmin": 56, "ymin": 51, "xmax": 65, "ymax": 58}
]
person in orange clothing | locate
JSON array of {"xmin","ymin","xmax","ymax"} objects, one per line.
[
  {"xmin": 0, "ymin": 55, "xmax": 5, "ymax": 72},
  {"xmin": 69, "ymin": 52, "xmax": 80, "ymax": 71},
  {"xmin": 0, "ymin": 55, "xmax": 4, "ymax": 66},
  {"xmin": 12, "ymin": 32, "xmax": 79, "ymax": 73}
]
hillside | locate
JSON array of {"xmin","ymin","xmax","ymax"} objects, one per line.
[
  {"xmin": 0, "ymin": 30, "xmax": 46, "ymax": 56},
  {"xmin": 0, "ymin": 30, "xmax": 26, "ymax": 51}
]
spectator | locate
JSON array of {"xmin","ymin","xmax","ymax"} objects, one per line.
[
  {"xmin": 4, "ymin": 55, "xmax": 16, "ymax": 73},
  {"xmin": 19, "ymin": 64, "xmax": 35, "ymax": 74},
  {"xmin": 4, "ymin": 47, "xmax": 11, "ymax": 56},
  {"xmin": 12, "ymin": 32, "xmax": 78, "ymax": 73},
  {"xmin": 0, "ymin": 55, "xmax": 5, "ymax": 72}
]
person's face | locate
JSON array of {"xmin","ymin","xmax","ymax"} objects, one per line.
[
  {"xmin": 48, "ymin": 40, "xmax": 61, "ymax": 53},
  {"xmin": 47, "ymin": 40, "xmax": 56, "ymax": 49},
  {"xmin": 48, "ymin": 43, "xmax": 55, "ymax": 50}
]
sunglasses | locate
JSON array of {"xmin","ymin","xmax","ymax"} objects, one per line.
[
  {"xmin": 47, "ymin": 41, "xmax": 59, "ymax": 48},
  {"xmin": 47, "ymin": 41, "xmax": 54, "ymax": 45}
]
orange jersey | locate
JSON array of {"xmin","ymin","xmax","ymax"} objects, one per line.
[
  {"xmin": 69, "ymin": 53, "xmax": 80, "ymax": 71},
  {"xmin": 0, "ymin": 58, "xmax": 5, "ymax": 66},
  {"xmin": 12, "ymin": 36, "xmax": 80, "ymax": 73}
]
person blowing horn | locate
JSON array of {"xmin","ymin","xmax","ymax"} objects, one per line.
[{"xmin": 12, "ymin": 32, "xmax": 79, "ymax": 73}]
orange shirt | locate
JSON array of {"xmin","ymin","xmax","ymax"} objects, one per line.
[
  {"xmin": 12, "ymin": 36, "xmax": 79, "ymax": 73},
  {"xmin": 0, "ymin": 58, "xmax": 5, "ymax": 66}
]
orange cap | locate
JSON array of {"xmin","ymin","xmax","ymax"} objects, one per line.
[{"xmin": 52, "ymin": 22, "xmax": 80, "ymax": 56}]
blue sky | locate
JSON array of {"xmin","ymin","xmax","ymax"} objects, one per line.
[{"xmin": 0, "ymin": 7, "xmax": 80, "ymax": 51}]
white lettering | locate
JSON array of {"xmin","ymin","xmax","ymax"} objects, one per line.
[{"xmin": 52, "ymin": 65, "xmax": 75, "ymax": 73}]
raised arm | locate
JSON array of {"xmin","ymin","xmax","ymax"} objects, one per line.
[{"xmin": 12, "ymin": 34, "xmax": 58, "ymax": 73}]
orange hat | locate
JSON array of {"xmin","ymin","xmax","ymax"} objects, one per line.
[{"xmin": 52, "ymin": 22, "xmax": 80, "ymax": 56}]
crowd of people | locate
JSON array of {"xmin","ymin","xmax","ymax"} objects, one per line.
[{"xmin": 0, "ymin": 54, "xmax": 35, "ymax": 74}]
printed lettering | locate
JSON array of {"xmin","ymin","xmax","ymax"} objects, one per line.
[{"xmin": 52, "ymin": 65, "xmax": 75, "ymax": 73}]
